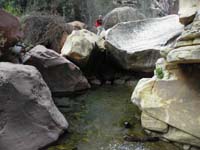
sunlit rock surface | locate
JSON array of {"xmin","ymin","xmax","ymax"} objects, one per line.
[
  {"xmin": 167, "ymin": 45, "xmax": 200, "ymax": 63},
  {"xmin": 0, "ymin": 62, "xmax": 68, "ymax": 150},
  {"xmin": 105, "ymin": 15, "xmax": 183, "ymax": 72},
  {"xmin": 168, "ymin": 12, "xmax": 200, "ymax": 63},
  {"xmin": 132, "ymin": 64, "xmax": 200, "ymax": 147},
  {"xmin": 24, "ymin": 45, "xmax": 90, "ymax": 95},
  {"xmin": 141, "ymin": 112, "xmax": 168, "ymax": 133},
  {"xmin": 132, "ymin": 12, "xmax": 200, "ymax": 146},
  {"xmin": 179, "ymin": 0, "xmax": 200, "ymax": 25},
  {"xmin": 61, "ymin": 29, "xmax": 105, "ymax": 67}
]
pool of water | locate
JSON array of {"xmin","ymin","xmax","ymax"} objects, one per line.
[{"xmin": 47, "ymin": 85, "xmax": 180, "ymax": 150}]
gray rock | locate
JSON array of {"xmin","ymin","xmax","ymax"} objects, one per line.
[
  {"xmin": 183, "ymin": 145, "xmax": 192, "ymax": 150},
  {"xmin": 141, "ymin": 112, "xmax": 168, "ymax": 133},
  {"xmin": 167, "ymin": 12, "xmax": 200, "ymax": 64},
  {"xmin": 54, "ymin": 97, "xmax": 71, "ymax": 107},
  {"xmin": 24, "ymin": 45, "xmax": 90, "ymax": 95},
  {"xmin": 179, "ymin": 0, "xmax": 200, "ymax": 25},
  {"xmin": 167, "ymin": 45, "xmax": 200, "ymax": 64},
  {"xmin": 0, "ymin": 62, "xmax": 68, "ymax": 150},
  {"xmin": 61, "ymin": 29, "xmax": 105, "ymax": 67},
  {"xmin": 105, "ymin": 15, "xmax": 183, "ymax": 72},
  {"xmin": 90, "ymin": 79, "xmax": 101, "ymax": 86},
  {"xmin": 163, "ymin": 127, "xmax": 200, "ymax": 147},
  {"xmin": 174, "ymin": 11, "xmax": 200, "ymax": 48},
  {"xmin": 103, "ymin": 7, "xmax": 145, "ymax": 30},
  {"xmin": 191, "ymin": 147, "xmax": 200, "ymax": 150}
]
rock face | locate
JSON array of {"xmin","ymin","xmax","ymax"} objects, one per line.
[
  {"xmin": 141, "ymin": 112, "xmax": 168, "ymax": 133},
  {"xmin": 0, "ymin": 9, "xmax": 23, "ymax": 55},
  {"xmin": 167, "ymin": 11, "xmax": 200, "ymax": 64},
  {"xmin": 24, "ymin": 45, "xmax": 90, "ymax": 95},
  {"xmin": 132, "ymin": 64, "xmax": 200, "ymax": 147},
  {"xmin": 105, "ymin": 15, "xmax": 183, "ymax": 72},
  {"xmin": 0, "ymin": 62, "xmax": 68, "ymax": 150},
  {"xmin": 61, "ymin": 29, "xmax": 105, "ymax": 67},
  {"xmin": 11, "ymin": 0, "xmax": 178, "ymax": 29},
  {"xmin": 132, "ymin": 12, "xmax": 200, "ymax": 148},
  {"xmin": 103, "ymin": 7, "xmax": 145, "ymax": 30},
  {"xmin": 22, "ymin": 15, "xmax": 72, "ymax": 53},
  {"xmin": 179, "ymin": 0, "xmax": 200, "ymax": 25},
  {"xmin": 112, "ymin": 0, "xmax": 179, "ymax": 17}
]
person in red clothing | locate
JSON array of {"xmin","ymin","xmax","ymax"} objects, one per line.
[{"xmin": 95, "ymin": 15, "xmax": 104, "ymax": 35}]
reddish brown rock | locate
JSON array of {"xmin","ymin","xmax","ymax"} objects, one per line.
[
  {"xmin": 23, "ymin": 45, "xmax": 90, "ymax": 95},
  {"xmin": 0, "ymin": 9, "xmax": 23, "ymax": 54}
]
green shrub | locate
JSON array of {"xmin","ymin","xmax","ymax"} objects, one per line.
[
  {"xmin": 155, "ymin": 67, "xmax": 164, "ymax": 79},
  {"xmin": 2, "ymin": 0, "xmax": 22, "ymax": 16}
]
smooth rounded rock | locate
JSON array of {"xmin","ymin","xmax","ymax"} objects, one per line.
[
  {"xmin": 24, "ymin": 45, "xmax": 90, "ymax": 95},
  {"xmin": 0, "ymin": 62, "xmax": 68, "ymax": 150},
  {"xmin": 105, "ymin": 15, "xmax": 183, "ymax": 72}
]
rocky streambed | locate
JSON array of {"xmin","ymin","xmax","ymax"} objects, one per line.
[{"xmin": 46, "ymin": 85, "xmax": 180, "ymax": 150}]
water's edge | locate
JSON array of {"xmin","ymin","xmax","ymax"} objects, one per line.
[{"xmin": 47, "ymin": 85, "xmax": 180, "ymax": 150}]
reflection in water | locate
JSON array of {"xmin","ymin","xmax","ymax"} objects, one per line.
[{"xmin": 47, "ymin": 85, "xmax": 179, "ymax": 150}]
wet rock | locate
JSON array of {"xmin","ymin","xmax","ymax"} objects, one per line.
[
  {"xmin": 141, "ymin": 112, "xmax": 168, "ymax": 133},
  {"xmin": 179, "ymin": 0, "xmax": 200, "ymax": 25},
  {"xmin": 0, "ymin": 62, "xmax": 68, "ymax": 150},
  {"xmin": 24, "ymin": 45, "xmax": 90, "ymax": 95},
  {"xmin": 113, "ymin": 79, "xmax": 125, "ymax": 85},
  {"xmin": 105, "ymin": 15, "xmax": 183, "ymax": 72},
  {"xmin": 103, "ymin": 7, "xmax": 145, "ymax": 30},
  {"xmin": 61, "ymin": 29, "xmax": 105, "ymax": 67},
  {"xmin": 163, "ymin": 127, "xmax": 200, "ymax": 147},
  {"xmin": 183, "ymin": 145, "xmax": 191, "ymax": 150},
  {"xmin": 0, "ymin": 9, "xmax": 23, "ymax": 55},
  {"xmin": 124, "ymin": 121, "xmax": 132, "ymax": 129},
  {"xmin": 191, "ymin": 147, "xmax": 200, "ymax": 150},
  {"xmin": 125, "ymin": 80, "xmax": 138, "ymax": 87},
  {"xmin": 54, "ymin": 97, "xmax": 71, "ymax": 107},
  {"xmin": 106, "ymin": 81, "xmax": 112, "ymax": 85},
  {"xmin": 89, "ymin": 79, "xmax": 101, "ymax": 86}
]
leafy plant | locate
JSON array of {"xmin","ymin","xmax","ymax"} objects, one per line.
[
  {"xmin": 155, "ymin": 67, "xmax": 164, "ymax": 79},
  {"xmin": 2, "ymin": 0, "xmax": 22, "ymax": 16}
]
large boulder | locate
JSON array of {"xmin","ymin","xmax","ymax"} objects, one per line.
[
  {"xmin": 0, "ymin": 9, "xmax": 23, "ymax": 55},
  {"xmin": 61, "ymin": 29, "xmax": 105, "ymax": 67},
  {"xmin": 167, "ymin": 45, "xmax": 200, "ymax": 63},
  {"xmin": 24, "ymin": 45, "xmax": 90, "ymax": 95},
  {"xmin": 141, "ymin": 112, "xmax": 168, "ymax": 133},
  {"xmin": 179, "ymin": 0, "xmax": 200, "ymax": 25},
  {"xmin": 132, "ymin": 64, "xmax": 200, "ymax": 147},
  {"xmin": 112, "ymin": 0, "xmax": 179, "ymax": 17},
  {"xmin": 132, "ymin": 14, "xmax": 200, "ymax": 146},
  {"xmin": 103, "ymin": 7, "xmax": 145, "ymax": 30},
  {"xmin": 167, "ymin": 12, "xmax": 200, "ymax": 63},
  {"xmin": 105, "ymin": 15, "xmax": 184, "ymax": 72},
  {"xmin": 67, "ymin": 21, "xmax": 87, "ymax": 30},
  {"xmin": 0, "ymin": 62, "xmax": 68, "ymax": 150},
  {"xmin": 22, "ymin": 15, "xmax": 73, "ymax": 53}
]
